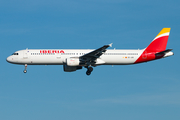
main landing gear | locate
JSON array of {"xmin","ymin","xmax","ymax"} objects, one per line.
[
  {"xmin": 23, "ymin": 64, "xmax": 27, "ymax": 73},
  {"xmin": 86, "ymin": 66, "xmax": 93, "ymax": 76}
]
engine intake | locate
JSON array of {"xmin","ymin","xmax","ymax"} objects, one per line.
[{"xmin": 66, "ymin": 58, "xmax": 80, "ymax": 66}]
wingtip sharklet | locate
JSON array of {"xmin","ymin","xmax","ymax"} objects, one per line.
[{"xmin": 109, "ymin": 43, "xmax": 113, "ymax": 47}]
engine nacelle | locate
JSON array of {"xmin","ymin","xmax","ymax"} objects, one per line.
[
  {"xmin": 63, "ymin": 64, "xmax": 82, "ymax": 72},
  {"xmin": 66, "ymin": 58, "xmax": 80, "ymax": 66}
]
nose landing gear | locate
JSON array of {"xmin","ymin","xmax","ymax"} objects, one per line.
[
  {"xmin": 23, "ymin": 64, "xmax": 27, "ymax": 73},
  {"xmin": 86, "ymin": 66, "xmax": 93, "ymax": 76}
]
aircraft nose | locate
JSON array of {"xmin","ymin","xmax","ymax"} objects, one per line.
[{"xmin": 6, "ymin": 56, "xmax": 12, "ymax": 63}]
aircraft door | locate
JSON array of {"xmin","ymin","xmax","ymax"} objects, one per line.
[{"xmin": 23, "ymin": 49, "xmax": 29, "ymax": 59}]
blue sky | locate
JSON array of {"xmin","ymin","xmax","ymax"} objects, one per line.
[{"xmin": 0, "ymin": 0, "xmax": 180, "ymax": 120}]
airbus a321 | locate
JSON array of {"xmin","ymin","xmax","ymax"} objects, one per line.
[{"xmin": 6, "ymin": 28, "xmax": 174, "ymax": 75}]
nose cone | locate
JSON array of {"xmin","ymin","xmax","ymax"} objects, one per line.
[{"xmin": 6, "ymin": 56, "xmax": 13, "ymax": 63}]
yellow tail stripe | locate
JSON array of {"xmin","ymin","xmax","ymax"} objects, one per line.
[{"xmin": 156, "ymin": 28, "xmax": 171, "ymax": 38}]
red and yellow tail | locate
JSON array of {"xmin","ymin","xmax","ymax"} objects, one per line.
[
  {"xmin": 145, "ymin": 28, "xmax": 171, "ymax": 52},
  {"xmin": 135, "ymin": 28, "xmax": 171, "ymax": 63}
]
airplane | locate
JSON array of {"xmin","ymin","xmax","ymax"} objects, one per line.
[{"xmin": 6, "ymin": 28, "xmax": 174, "ymax": 75}]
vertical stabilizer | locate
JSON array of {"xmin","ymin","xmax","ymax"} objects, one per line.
[
  {"xmin": 145, "ymin": 28, "xmax": 171, "ymax": 52},
  {"xmin": 134, "ymin": 28, "xmax": 171, "ymax": 63}
]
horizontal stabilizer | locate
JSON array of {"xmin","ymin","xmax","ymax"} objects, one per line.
[{"xmin": 155, "ymin": 49, "xmax": 173, "ymax": 56}]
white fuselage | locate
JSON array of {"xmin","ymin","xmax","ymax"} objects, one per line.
[{"xmin": 7, "ymin": 49, "xmax": 144, "ymax": 65}]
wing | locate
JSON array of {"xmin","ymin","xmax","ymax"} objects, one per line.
[{"xmin": 79, "ymin": 43, "xmax": 113, "ymax": 66}]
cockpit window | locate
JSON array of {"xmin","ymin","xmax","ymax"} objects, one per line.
[{"xmin": 12, "ymin": 53, "xmax": 19, "ymax": 55}]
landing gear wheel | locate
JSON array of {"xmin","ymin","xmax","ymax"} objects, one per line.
[
  {"xmin": 86, "ymin": 71, "xmax": 91, "ymax": 75},
  {"xmin": 23, "ymin": 70, "xmax": 27, "ymax": 73},
  {"xmin": 86, "ymin": 66, "xmax": 93, "ymax": 76},
  {"xmin": 23, "ymin": 64, "xmax": 27, "ymax": 73},
  {"xmin": 88, "ymin": 67, "xmax": 93, "ymax": 72}
]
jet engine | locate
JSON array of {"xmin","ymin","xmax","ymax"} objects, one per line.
[
  {"xmin": 63, "ymin": 64, "xmax": 82, "ymax": 72},
  {"xmin": 66, "ymin": 58, "xmax": 80, "ymax": 66}
]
